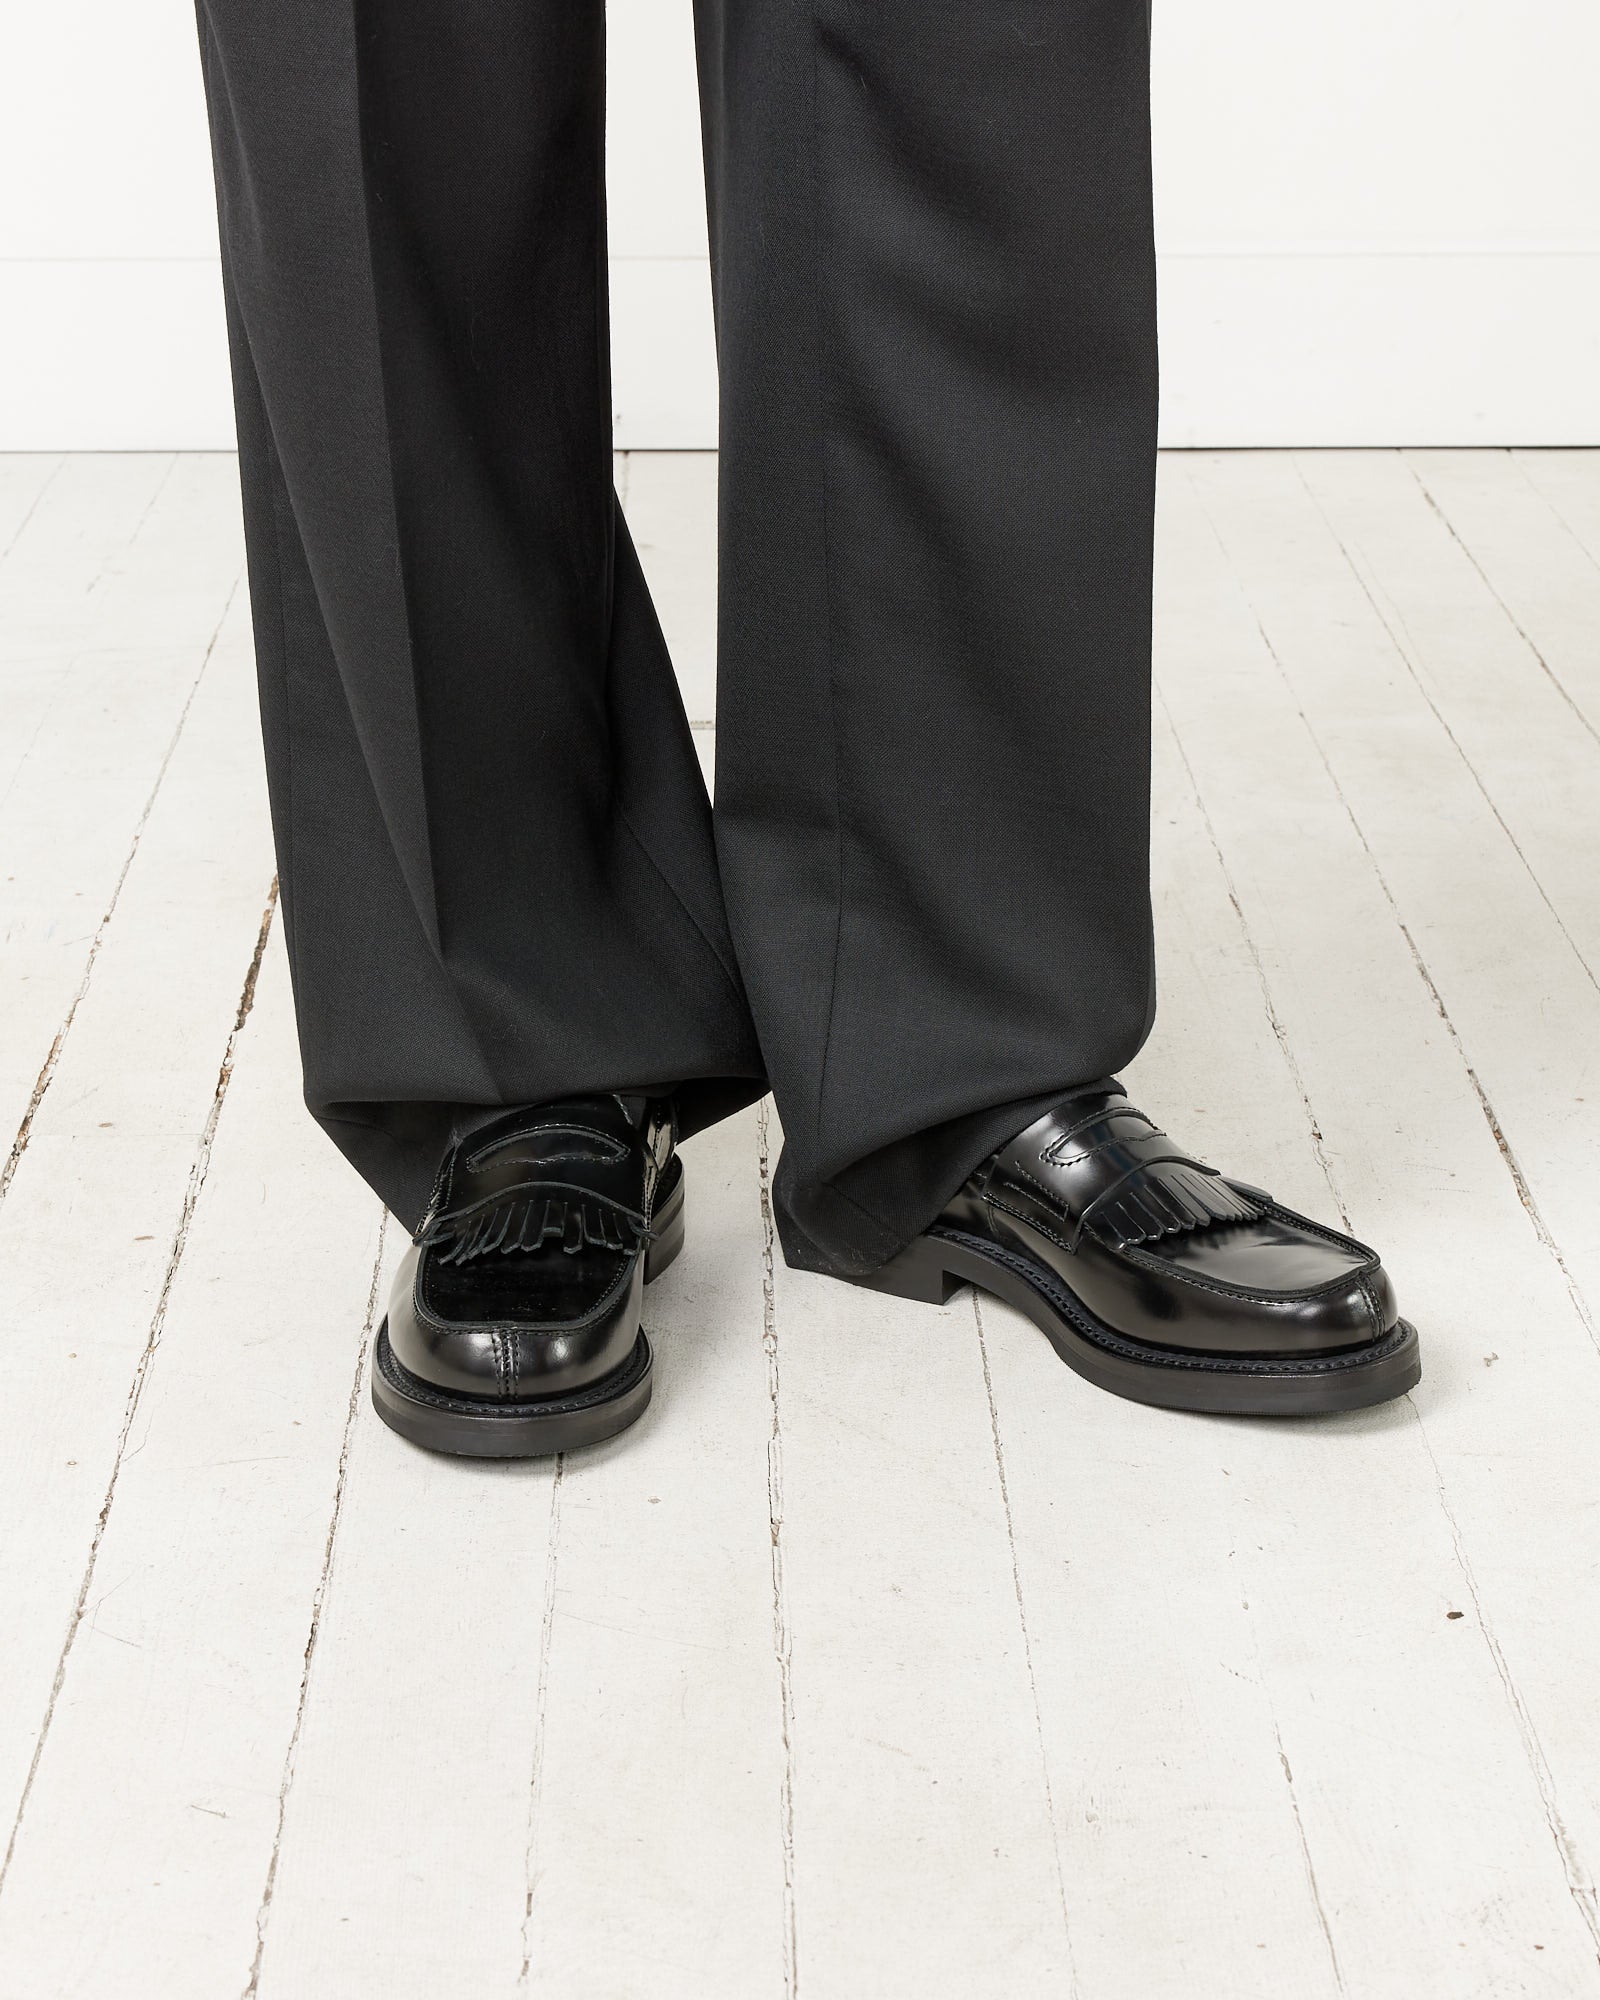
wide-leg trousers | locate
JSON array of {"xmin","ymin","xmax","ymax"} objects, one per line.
[{"xmin": 194, "ymin": 0, "xmax": 1159, "ymax": 1277}]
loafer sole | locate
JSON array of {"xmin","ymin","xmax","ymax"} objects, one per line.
[
  {"xmin": 858, "ymin": 1225, "xmax": 1421, "ymax": 1416},
  {"xmin": 372, "ymin": 1326, "xmax": 656, "ymax": 1457},
  {"xmin": 370, "ymin": 1162, "xmax": 685, "ymax": 1458}
]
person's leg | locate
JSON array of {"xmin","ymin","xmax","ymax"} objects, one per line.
[
  {"xmin": 696, "ymin": 0, "xmax": 1159, "ymax": 1278},
  {"xmin": 196, "ymin": 0, "xmax": 765, "ymax": 1233},
  {"xmin": 696, "ymin": 0, "xmax": 1417, "ymax": 1418}
]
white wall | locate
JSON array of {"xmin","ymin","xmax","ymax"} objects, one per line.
[{"xmin": 3, "ymin": 0, "xmax": 1596, "ymax": 450}]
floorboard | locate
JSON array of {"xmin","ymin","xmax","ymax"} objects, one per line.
[
  {"xmin": 765, "ymin": 1115, "xmax": 1073, "ymax": 1998},
  {"xmin": 248, "ymin": 1257, "xmax": 561, "ymax": 1999},
  {"xmin": 1408, "ymin": 449, "xmax": 1600, "ymax": 743},
  {"xmin": 3, "ymin": 450, "xmax": 1600, "ymax": 1998},
  {"xmin": 0, "ymin": 457, "xmax": 62, "ymax": 574},
  {"xmin": 1149, "ymin": 458, "xmax": 1600, "ymax": 1990},
  {"xmin": 0, "ymin": 455, "xmax": 244, "ymax": 1165},
  {"xmin": 0, "ymin": 575, "xmax": 288, "ymax": 1992},
  {"xmin": 1301, "ymin": 449, "xmax": 1600, "ymax": 984},
  {"xmin": 1189, "ymin": 451, "xmax": 1600, "ymax": 1333},
  {"xmin": 519, "ymin": 1107, "xmax": 789, "ymax": 2000},
  {"xmin": 0, "ymin": 937, "xmax": 384, "ymax": 2000}
]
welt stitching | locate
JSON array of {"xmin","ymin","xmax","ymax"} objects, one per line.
[{"xmin": 1113, "ymin": 1238, "xmax": 1357, "ymax": 1306}]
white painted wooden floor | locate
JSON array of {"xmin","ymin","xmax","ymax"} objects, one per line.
[{"xmin": 2, "ymin": 449, "xmax": 1600, "ymax": 1999}]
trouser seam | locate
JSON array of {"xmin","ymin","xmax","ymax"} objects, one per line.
[{"xmin": 804, "ymin": 0, "xmax": 849, "ymax": 1153}]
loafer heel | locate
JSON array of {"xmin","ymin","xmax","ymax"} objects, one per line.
[{"xmin": 855, "ymin": 1235, "xmax": 964, "ymax": 1306}]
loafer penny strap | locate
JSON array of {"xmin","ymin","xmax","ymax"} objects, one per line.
[
  {"xmin": 999, "ymin": 1096, "xmax": 1263, "ymax": 1252},
  {"xmin": 416, "ymin": 1099, "xmax": 661, "ymax": 1266}
]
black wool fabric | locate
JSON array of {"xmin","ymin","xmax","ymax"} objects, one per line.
[{"xmin": 195, "ymin": 0, "xmax": 1159, "ymax": 1277}]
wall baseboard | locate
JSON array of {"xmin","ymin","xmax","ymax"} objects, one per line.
[
  {"xmin": 1158, "ymin": 250, "xmax": 1600, "ymax": 447},
  {"xmin": 3, "ymin": 250, "xmax": 1596, "ymax": 451}
]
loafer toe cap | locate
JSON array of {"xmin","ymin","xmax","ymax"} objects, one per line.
[{"xmin": 385, "ymin": 1243, "xmax": 642, "ymax": 1400}]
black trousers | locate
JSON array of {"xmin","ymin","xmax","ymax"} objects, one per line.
[{"xmin": 195, "ymin": 0, "xmax": 1158, "ymax": 1277}]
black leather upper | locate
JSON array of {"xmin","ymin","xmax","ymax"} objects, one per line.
[
  {"xmin": 385, "ymin": 1095, "xmax": 676, "ymax": 1400},
  {"xmin": 942, "ymin": 1090, "xmax": 1398, "ymax": 1358}
]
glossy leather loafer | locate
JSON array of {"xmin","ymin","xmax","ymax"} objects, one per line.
[
  {"xmin": 859, "ymin": 1088, "xmax": 1419, "ymax": 1415},
  {"xmin": 372, "ymin": 1095, "xmax": 683, "ymax": 1456}
]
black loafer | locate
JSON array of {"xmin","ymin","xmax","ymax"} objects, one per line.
[
  {"xmin": 859, "ymin": 1088, "xmax": 1419, "ymax": 1415},
  {"xmin": 372, "ymin": 1095, "xmax": 683, "ymax": 1457}
]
